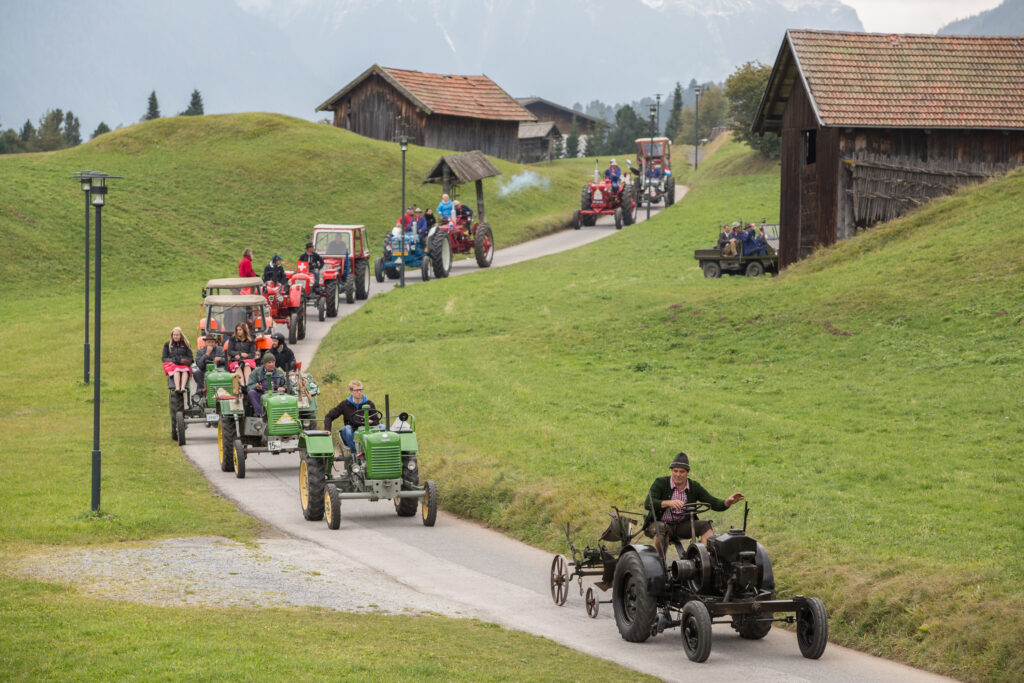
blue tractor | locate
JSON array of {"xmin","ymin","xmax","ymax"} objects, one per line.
[{"xmin": 374, "ymin": 226, "xmax": 435, "ymax": 282}]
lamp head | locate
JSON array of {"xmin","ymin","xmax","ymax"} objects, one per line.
[
  {"xmin": 90, "ymin": 177, "xmax": 107, "ymax": 206},
  {"xmin": 399, "ymin": 135, "xmax": 409, "ymax": 152}
]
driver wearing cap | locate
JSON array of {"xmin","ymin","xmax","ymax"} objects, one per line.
[
  {"xmin": 644, "ymin": 452, "xmax": 744, "ymax": 555},
  {"xmin": 262, "ymin": 254, "xmax": 288, "ymax": 286}
]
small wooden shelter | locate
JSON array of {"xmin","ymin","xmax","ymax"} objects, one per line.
[
  {"xmin": 518, "ymin": 121, "xmax": 562, "ymax": 163},
  {"xmin": 422, "ymin": 151, "xmax": 501, "ymax": 223},
  {"xmin": 754, "ymin": 30, "xmax": 1024, "ymax": 267},
  {"xmin": 316, "ymin": 65, "xmax": 535, "ymax": 161}
]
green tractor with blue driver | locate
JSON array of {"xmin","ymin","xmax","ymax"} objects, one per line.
[
  {"xmin": 299, "ymin": 399, "xmax": 438, "ymax": 529},
  {"xmin": 216, "ymin": 367, "xmax": 329, "ymax": 478}
]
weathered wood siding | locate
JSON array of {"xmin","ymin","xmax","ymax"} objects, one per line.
[
  {"xmin": 519, "ymin": 135, "xmax": 557, "ymax": 163},
  {"xmin": 522, "ymin": 101, "xmax": 597, "ymax": 135},
  {"xmin": 779, "ymin": 79, "xmax": 1024, "ymax": 268},
  {"xmin": 329, "ymin": 73, "xmax": 521, "ymax": 160}
]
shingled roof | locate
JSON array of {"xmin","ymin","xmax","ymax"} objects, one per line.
[
  {"xmin": 317, "ymin": 65, "xmax": 535, "ymax": 122},
  {"xmin": 755, "ymin": 30, "xmax": 1024, "ymax": 132}
]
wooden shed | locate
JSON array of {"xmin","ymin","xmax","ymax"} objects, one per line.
[
  {"xmin": 754, "ymin": 30, "xmax": 1024, "ymax": 267},
  {"xmin": 316, "ymin": 65, "xmax": 535, "ymax": 161},
  {"xmin": 517, "ymin": 97, "xmax": 601, "ymax": 157},
  {"xmin": 518, "ymin": 121, "xmax": 562, "ymax": 163}
]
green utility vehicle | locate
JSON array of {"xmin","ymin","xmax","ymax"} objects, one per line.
[
  {"xmin": 215, "ymin": 368, "xmax": 330, "ymax": 478},
  {"xmin": 299, "ymin": 401, "xmax": 438, "ymax": 529}
]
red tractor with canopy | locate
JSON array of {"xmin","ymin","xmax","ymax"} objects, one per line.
[
  {"xmin": 573, "ymin": 161, "xmax": 637, "ymax": 231},
  {"xmin": 634, "ymin": 137, "xmax": 676, "ymax": 207}
]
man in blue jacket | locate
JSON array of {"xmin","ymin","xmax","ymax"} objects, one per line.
[
  {"xmin": 644, "ymin": 452, "xmax": 744, "ymax": 556},
  {"xmin": 605, "ymin": 159, "xmax": 622, "ymax": 195},
  {"xmin": 323, "ymin": 380, "xmax": 382, "ymax": 456}
]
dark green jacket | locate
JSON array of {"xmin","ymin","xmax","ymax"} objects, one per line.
[{"xmin": 643, "ymin": 476, "xmax": 727, "ymax": 528}]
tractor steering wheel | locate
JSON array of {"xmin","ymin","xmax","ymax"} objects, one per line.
[
  {"xmin": 350, "ymin": 408, "xmax": 383, "ymax": 427},
  {"xmin": 681, "ymin": 501, "xmax": 713, "ymax": 515}
]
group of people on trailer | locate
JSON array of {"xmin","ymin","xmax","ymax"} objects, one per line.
[
  {"xmin": 718, "ymin": 221, "xmax": 769, "ymax": 257},
  {"xmin": 161, "ymin": 324, "xmax": 296, "ymax": 414}
]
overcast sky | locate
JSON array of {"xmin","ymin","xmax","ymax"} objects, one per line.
[{"xmin": 842, "ymin": 0, "xmax": 1004, "ymax": 33}]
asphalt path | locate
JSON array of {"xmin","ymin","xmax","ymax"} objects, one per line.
[{"xmin": 181, "ymin": 194, "xmax": 953, "ymax": 682}]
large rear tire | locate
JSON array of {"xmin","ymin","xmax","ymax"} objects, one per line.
[
  {"xmin": 681, "ymin": 601, "xmax": 713, "ymax": 663},
  {"xmin": 612, "ymin": 551, "xmax": 657, "ymax": 643},
  {"xmin": 421, "ymin": 480, "xmax": 438, "ymax": 526},
  {"xmin": 218, "ymin": 419, "xmax": 236, "ymax": 472},
  {"xmin": 474, "ymin": 223, "xmax": 494, "ymax": 268},
  {"xmin": 234, "ymin": 439, "xmax": 246, "ymax": 479},
  {"xmin": 325, "ymin": 280, "xmax": 338, "ymax": 317},
  {"xmin": 354, "ymin": 259, "xmax": 370, "ymax": 300},
  {"xmin": 299, "ymin": 454, "xmax": 325, "ymax": 521},
  {"xmin": 582, "ymin": 214, "xmax": 597, "ymax": 227},
  {"xmin": 429, "ymin": 233, "xmax": 452, "ymax": 278},
  {"xmin": 796, "ymin": 597, "xmax": 829, "ymax": 659},
  {"xmin": 288, "ymin": 312, "xmax": 298, "ymax": 344},
  {"xmin": 395, "ymin": 490, "xmax": 418, "ymax": 517},
  {"xmin": 580, "ymin": 185, "xmax": 591, "ymax": 210}
]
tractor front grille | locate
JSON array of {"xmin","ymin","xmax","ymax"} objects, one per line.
[
  {"xmin": 267, "ymin": 403, "xmax": 301, "ymax": 436},
  {"xmin": 366, "ymin": 439, "xmax": 402, "ymax": 479}
]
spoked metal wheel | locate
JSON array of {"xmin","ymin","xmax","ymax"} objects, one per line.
[
  {"xmin": 585, "ymin": 586, "xmax": 599, "ymax": 618},
  {"xmin": 550, "ymin": 554, "xmax": 569, "ymax": 606}
]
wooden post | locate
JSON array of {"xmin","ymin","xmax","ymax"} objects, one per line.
[
  {"xmin": 442, "ymin": 165, "xmax": 451, "ymax": 197},
  {"xmin": 475, "ymin": 179, "xmax": 486, "ymax": 224}
]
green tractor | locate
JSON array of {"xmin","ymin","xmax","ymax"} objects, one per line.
[
  {"xmin": 169, "ymin": 363, "xmax": 227, "ymax": 446},
  {"xmin": 215, "ymin": 367, "xmax": 330, "ymax": 478},
  {"xmin": 299, "ymin": 400, "xmax": 438, "ymax": 529}
]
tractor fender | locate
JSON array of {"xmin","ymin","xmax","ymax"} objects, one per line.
[
  {"xmin": 621, "ymin": 544, "xmax": 669, "ymax": 596},
  {"xmin": 299, "ymin": 431, "xmax": 334, "ymax": 456},
  {"xmin": 288, "ymin": 286, "xmax": 304, "ymax": 308},
  {"xmin": 426, "ymin": 226, "xmax": 438, "ymax": 240}
]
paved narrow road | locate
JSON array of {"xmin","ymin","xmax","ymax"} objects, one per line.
[{"xmin": 181, "ymin": 194, "xmax": 953, "ymax": 682}]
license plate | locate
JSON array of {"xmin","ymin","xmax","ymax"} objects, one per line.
[
  {"xmin": 268, "ymin": 440, "xmax": 281, "ymax": 451},
  {"xmin": 205, "ymin": 413, "xmax": 219, "ymax": 423}
]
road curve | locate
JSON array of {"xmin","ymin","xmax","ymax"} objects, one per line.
[{"xmin": 181, "ymin": 195, "xmax": 954, "ymax": 682}]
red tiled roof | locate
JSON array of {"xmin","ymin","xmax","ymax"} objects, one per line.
[
  {"xmin": 315, "ymin": 65, "xmax": 534, "ymax": 122},
  {"xmin": 758, "ymin": 30, "xmax": 1024, "ymax": 130},
  {"xmin": 381, "ymin": 67, "xmax": 534, "ymax": 121}
]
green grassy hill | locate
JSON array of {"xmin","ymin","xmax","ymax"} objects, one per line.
[
  {"xmin": 314, "ymin": 140, "xmax": 1023, "ymax": 682},
  {"xmin": 0, "ymin": 113, "xmax": 620, "ymax": 288}
]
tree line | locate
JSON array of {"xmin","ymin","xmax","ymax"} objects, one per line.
[
  {"xmin": 560, "ymin": 61, "xmax": 778, "ymax": 161},
  {"xmin": 0, "ymin": 89, "xmax": 205, "ymax": 155}
]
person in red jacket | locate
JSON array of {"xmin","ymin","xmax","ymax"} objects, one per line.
[{"xmin": 238, "ymin": 248, "xmax": 256, "ymax": 277}]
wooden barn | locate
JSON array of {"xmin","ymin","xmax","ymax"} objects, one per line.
[
  {"xmin": 518, "ymin": 121, "xmax": 562, "ymax": 163},
  {"xmin": 516, "ymin": 97, "xmax": 601, "ymax": 157},
  {"xmin": 316, "ymin": 65, "xmax": 535, "ymax": 161},
  {"xmin": 753, "ymin": 30, "xmax": 1024, "ymax": 267}
]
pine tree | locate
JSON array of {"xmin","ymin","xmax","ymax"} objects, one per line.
[
  {"xmin": 664, "ymin": 82, "xmax": 684, "ymax": 141},
  {"xmin": 182, "ymin": 89, "xmax": 204, "ymax": 116},
  {"xmin": 63, "ymin": 111, "xmax": 81, "ymax": 146},
  {"xmin": 19, "ymin": 119, "xmax": 36, "ymax": 144},
  {"xmin": 91, "ymin": 122, "xmax": 111, "ymax": 139},
  {"xmin": 565, "ymin": 115, "xmax": 580, "ymax": 158},
  {"xmin": 144, "ymin": 91, "xmax": 161, "ymax": 121},
  {"xmin": 36, "ymin": 109, "xmax": 65, "ymax": 151}
]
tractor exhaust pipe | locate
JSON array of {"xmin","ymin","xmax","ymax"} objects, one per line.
[{"xmin": 385, "ymin": 394, "xmax": 390, "ymax": 429}]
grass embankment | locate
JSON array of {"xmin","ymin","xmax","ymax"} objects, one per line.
[
  {"xmin": 0, "ymin": 114, "xmax": 653, "ymax": 681},
  {"xmin": 313, "ymin": 139, "xmax": 1023, "ymax": 682}
]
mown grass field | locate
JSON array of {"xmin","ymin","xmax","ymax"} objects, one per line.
[
  {"xmin": 0, "ymin": 115, "xmax": 650, "ymax": 681},
  {"xmin": 313, "ymin": 140, "xmax": 1023, "ymax": 682}
]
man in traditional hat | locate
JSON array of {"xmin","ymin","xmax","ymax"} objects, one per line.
[
  {"xmin": 643, "ymin": 452, "xmax": 744, "ymax": 556},
  {"xmin": 194, "ymin": 334, "xmax": 226, "ymax": 392},
  {"xmin": 298, "ymin": 241, "xmax": 325, "ymax": 292},
  {"xmin": 245, "ymin": 352, "xmax": 290, "ymax": 417}
]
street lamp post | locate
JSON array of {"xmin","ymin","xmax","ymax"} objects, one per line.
[
  {"xmin": 647, "ymin": 104, "xmax": 656, "ymax": 221},
  {"xmin": 694, "ymin": 85, "xmax": 702, "ymax": 171},
  {"xmin": 75, "ymin": 172, "xmax": 93, "ymax": 383},
  {"xmin": 399, "ymin": 135, "xmax": 408, "ymax": 288}
]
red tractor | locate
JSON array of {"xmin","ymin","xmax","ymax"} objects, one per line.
[
  {"xmin": 573, "ymin": 164, "xmax": 637, "ymax": 231},
  {"xmin": 264, "ymin": 276, "xmax": 307, "ymax": 344},
  {"xmin": 309, "ymin": 224, "xmax": 372, "ymax": 314},
  {"xmin": 424, "ymin": 215, "xmax": 493, "ymax": 278},
  {"xmin": 634, "ymin": 136, "xmax": 676, "ymax": 207}
]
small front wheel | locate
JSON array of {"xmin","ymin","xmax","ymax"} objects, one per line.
[
  {"xmin": 681, "ymin": 601, "xmax": 713, "ymax": 663},
  {"xmin": 317, "ymin": 297, "xmax": 326, "ymax": 321},
  {"xmin": 796, "ymin": 597, "xmax": 829, "ymax": 659},
  {"xmin": 325, "ymin": 483, "xmax": 341, "ymax": 530},
  {"xmin": 233, "ymin": 439, "xmax": 246, "ymax": 479},
  {"xmin": 374, "ymin": 257, "xmax": 385, "ymax": 283},
  {"xmin": 175, "ymin": 411, "xmax": 186, "ymax": 446},
  {"xmin": 421, "ymin": 480, "xmax": 438, "ymax": 526},
  {"xmin": 572, "ymin": 209, "xmax": 581, "ymax": 230}
]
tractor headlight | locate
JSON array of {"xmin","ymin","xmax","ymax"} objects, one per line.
[{"xmin": 407, "ymin": 459, "xmax": 417, "ymax": 471}]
